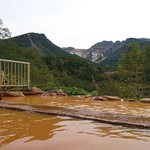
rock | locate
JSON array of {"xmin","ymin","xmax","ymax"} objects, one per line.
[
  {"xmin": 22, "ymin": 87, "xmax": 43, "ymax": 95},
  {"xmin": 93, "ymin": 96, "xmax": 107, "ymax": 101},
  {"xmin": 4, "ymin": 91, "xmax": 25, "ymax": 97},
  {"xmin": 42, "ymin": 91, "xmax": 56, "ymax": 96},
  {"xmin": 102, "ymin": 95, "xmax": 123, "ymax": 101},
  {"xmin": 57, "ymin": 92, "xmax": 67, "ymax": 96},
  {"xmin": 42, "ymin": 90, "xmax": 67, "ymax": 96},
  {"xmin": 127, "ymin": 99, "xmax": 136, "ymax": 102},
  {"xmin": 30, "ymin": 87, "xmax": 43, "ymax": 92},
  {"xmin": 84, "ymin": 95, "xmax": 92, "ymax": 98},
  {"xmin": 140, "ymin": 98, "xmax": 150, "ymax": 103},
  {"xmin": 93, "ymin": 95, "xmax": 123, "ymax": 101}
]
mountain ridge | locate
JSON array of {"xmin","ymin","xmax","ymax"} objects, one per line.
[
  {"xmin": 12, "ymin": 32, "xmax": 73, "ymax": 58},
  {"xmin": 0, "ymin": 32, "xmax": 103, "ymax": 91},
  {"xmin": 63, "ymin": 38, "xmax": 150, "ymax": 68}
]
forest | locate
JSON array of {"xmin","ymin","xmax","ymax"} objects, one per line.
[
  {"xmin": 0, "ymin": 39, "xmax": 103, "ymax": 95},
  {"xmin": 0, "ymin": 19, "xmax": 150, "ymax": 99},
  {"xmin": 99, "ymin": 43, "xmax": 150, "ymax": 99},
  {"xmin": 0, "ymin": 39, "xmax": 150, "ymax": 99}
]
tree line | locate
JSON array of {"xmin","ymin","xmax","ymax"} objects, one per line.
[
  {"xmin": 98, "ymin": 43, "xmax": 150, "ymax": 99},
  {"xmin": 0, "ymin": 19, "xmax": 150, "ymax": 98}
]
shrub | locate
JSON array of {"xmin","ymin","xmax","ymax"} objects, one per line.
[{"xmin": 60, "ymin": 86, "xmax": 88, "ymax": 95}]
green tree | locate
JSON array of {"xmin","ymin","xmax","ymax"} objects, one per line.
[
  {"xmin": 118, "ymin": 43, "xmax": 145, "ymax": 99},
  {"xmin": 143, "ymin": 45, "xmax": 150, "ymax": 81},
  {"xmin": 142, "ymin": 45, "xmax": 150, "ymax": 96},
  {"xmin": 0, "ymin": 19, "xmax": 11, "ymax": 39}
]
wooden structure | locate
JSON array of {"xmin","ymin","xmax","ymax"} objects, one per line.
[{"xmin": 0, "ymin": 59, "xmax": 30, "ymax": 99}]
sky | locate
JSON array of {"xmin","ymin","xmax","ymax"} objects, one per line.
[{"xmin": 1, "ymin": 0, "xmax": 150, "ymax": 49}]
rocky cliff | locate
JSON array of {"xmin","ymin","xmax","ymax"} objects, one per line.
[{"xmin": 63, "ymin": 38, "xmax": 150, "ymax": 67}]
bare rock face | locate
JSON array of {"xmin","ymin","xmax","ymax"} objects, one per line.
[
  {"xmin": 140, "ymin": 98, "xmax": 150, "ymax": 103},
  {"xmin": 93, "ymin": 95, "xmax": 123, "ymax": 101},
  {"xmin": 4, "ymin": 91, "xmax": 25, "ymax": 97},
  {"xmin": 42, "ymin": 90, "xmax": 67, "ymax": 96}
]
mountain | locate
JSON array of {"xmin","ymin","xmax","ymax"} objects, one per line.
[
  {"xmin": 86, "ymin": 40, "xmax": 125, "ymax": 63},
  {"xmin": 7, "ymin": 33, "xmax": 150, "ymax": 66},
  {"xmin": 0, "ymin": 32, "xmax": 103, "ymax": 91},
  {"xmin": 12, "ymin": 33, "xmax": 72, "ymax": 57},
  {"xmin": 63, "ymin": 38, "xmax": 150, "ymax": 69},
  {"xmin": 100, "ymin": 38, "xmax": 150, "ymax": 67},
  {"xmin": 63, "ymin": 40, "xmax": 125, "ymax": 63}
]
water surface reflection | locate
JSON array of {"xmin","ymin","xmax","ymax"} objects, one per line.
[{"xmin": 0, "ymin": 109, "xmax": 150, "ymax": 150}]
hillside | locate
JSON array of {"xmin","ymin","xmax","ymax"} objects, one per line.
[
  {"xmin": 63, "ymin": 38, "xmax": 150, "ymax": 70},
  {"xmin": 100, "ymin": 38, "xmax": 150, "ymax": 67},
  {"xmin": 0, "ymin": 33, "xmax": 149, "ymax": 97},
  {"xmin": 12, "ymin": 33, "xmax": 72, "ymax": 57},
  {"xmin": 0, "ymin": 33, "xmax": 103, "ymax": 92}
]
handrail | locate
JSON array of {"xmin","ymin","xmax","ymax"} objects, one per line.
[
  {"xmin": 0, "ymin": 59, "xmax": 30, "ymax": 89},
  {"xmin": 0, "ymin": 59, "xmax": 30, "ymax": 64}
]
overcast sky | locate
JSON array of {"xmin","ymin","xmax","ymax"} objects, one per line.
[{"xmin": 1, "ymin": 0, "xmax": 150, "ymax": 48}]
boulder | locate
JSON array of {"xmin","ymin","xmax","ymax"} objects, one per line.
[
  {"xmin": 102, "ymin": 95, "xmax": 123, "ymax": 101},
  {"xmin": 4, "ymin": 91, "xmax": 25, "ymax": 97},
  {"xmin": 140, "ymin": 98, "xmax": 150, "ymax": 103},
  {"xmin": 42, "ymin": 90, "xmax": 67, "ymax": 96},
  {"xmin": 92, "ymin": 95, "xmax": 123, "ymax": 101},
  {"xmin": 127, "ymin": 99, "xmax": 136, "ymax": 102},
  {"xmin": 23, "ymin": 87, "xmax": 43, "ymax": 95},
  {"xmin": 42, "ymin": 91, "xmax": 56, "ymax": 96},
  {"xmin": 57, "ymin": 92, "xmax": 67, "ymax": 96},
  {"xmin": 30, "ymin": 87, "xmax": 43, "ymax": 93},
  {"xmin": 84, "ymin": 95, "xmax": 92, "ymax": 98},
  {"xmin": 92, "ymin": 96, "xmax": 107, "ymax": 101}
]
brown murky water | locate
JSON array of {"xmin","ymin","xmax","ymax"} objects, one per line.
[
  {"xmin": 2, "ymin": 95, "xmax": 150, "ymax": 117},
  {"xmin": 0, "ymin": 96, "xmax": 150, "ymax": 150}
]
